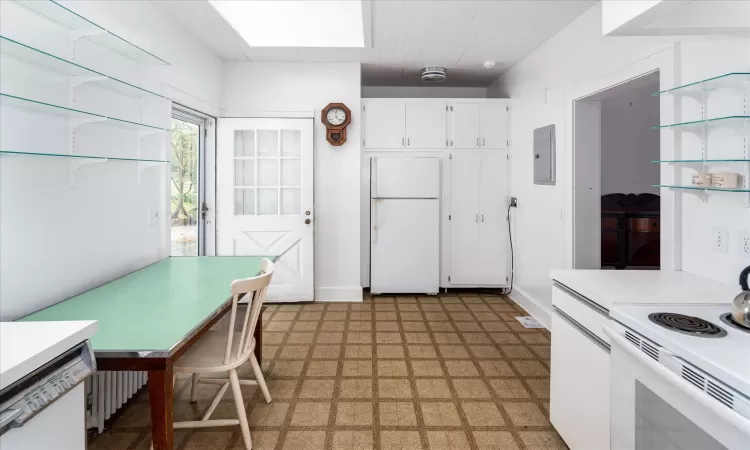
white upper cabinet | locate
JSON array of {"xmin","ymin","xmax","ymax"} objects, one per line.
[
  {"xmin": 479, "ymin": 103, "xmax": 509, "ymax": 149},
  {"xmin": 405, "ymin": 101, "xmax": 447, "ymax": 149},
  {"xmin": 362, "ymin": 99, "xmax": 508, "ymax": 151},
  {"xmin": 451, "ymin": 104, "xmax": 480, "ymax": 149},
  {"xmin": 364, "ymin": 100, "xmax": 406, "ymax": 149}
]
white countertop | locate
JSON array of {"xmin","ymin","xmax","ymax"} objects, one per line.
[
  {"xmin": 549, "ymin": 270, "xmax": 739, "ymax": 312},
  {"xmin": 0, "ymin": 321, "xmax": 97, "ymax": 390}
]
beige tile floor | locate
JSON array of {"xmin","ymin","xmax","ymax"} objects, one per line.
[{"xmin": 88, "ymin": 293, "xmax": 566, "ymax": 450}]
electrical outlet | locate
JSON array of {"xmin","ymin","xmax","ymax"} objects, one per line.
[
  {"xmin": 738, "ymin": 230, "xmax": 750, "ymax": 258},
  {"xmin": 510, "ymin": 197, "xmax": 518, "ymax": 207},
  {"xmin": 712, "ymin": 227, "xmax": 728, "ymax": 253}
]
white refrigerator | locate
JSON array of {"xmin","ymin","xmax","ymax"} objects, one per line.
[{"xmin": 370, "ymin": 157, "xmax": 440, "ymax": 294}]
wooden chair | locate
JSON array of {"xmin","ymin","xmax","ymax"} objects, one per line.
[{"xmin": 172, "ymin": 258, "xmax": 274, "ymax": 450}]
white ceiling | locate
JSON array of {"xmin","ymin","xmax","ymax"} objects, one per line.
[{"xmin": 153, "ymin": 0, "xmax": 596, "ymax": 87}]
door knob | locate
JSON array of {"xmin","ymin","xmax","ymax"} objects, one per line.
[
  {"xmin": 305, "ymin": 211, "xmax": 311, "ymax": 215},
  {"xmin": 305, "ymin": 219, "xmax": 311, "ymax": 224}
]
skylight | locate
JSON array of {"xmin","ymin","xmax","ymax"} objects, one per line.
[{"xmin": 209, "ymin": 1, "xmax": 365, "ymax": 48}]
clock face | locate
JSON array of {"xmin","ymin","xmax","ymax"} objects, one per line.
[{"xmin": 326, "ymin": 108, "xmax": 347, "ymax": 126}]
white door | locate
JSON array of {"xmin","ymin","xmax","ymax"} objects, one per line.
[
  {"xmin": 217, "ymin": 118, "xmax": 314, "ymax": 302},
  {"xmin": 479, "ymin": 103, "xmax": 509, "ymax": 149},
  {"xmin": 573, "ymin": 101, "xmax": 601, "ymax": 269},
  {"xmin": 451, "ymin": 104, "xmax": 480, "ymax": 149},
  {"xmin": 449, "ymin": 153, "xmax": 481, "ymax": 285},
  {"xmin": 364, "ymin": 100, "xmax": 405, "ymax": 149},
  {"xmin": 405, "ymin": 101, "xmax": 447, "ymax": 149},
  {"xmin": 371, "ymin": 198, "xmax": 440, "ymax": 294},
  {"xmin": 478, "ymin": 152, "xmax": 508, "ymax": 284}
]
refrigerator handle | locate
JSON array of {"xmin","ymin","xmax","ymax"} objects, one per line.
[
  {"xmin": 371, "ymin": 158, "xmax": 378, "ymax": 198},
  {"xmin": 372, "ymin": 200, "xmax": 378, "ymax": 244}
]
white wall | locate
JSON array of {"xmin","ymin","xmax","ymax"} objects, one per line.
[
  {"xmin": 488, "ymin": 1, "xmax": 750, "ymax": 323},
  {"xmin": 222, "ymin": 62, "xmax": 362, "ymax": 301},
  {"xmin": 600, "ymin": 81, "xmax": 660, "ymax": 195},
  {"xmin": 0, "ymin": 1, "xmax": 225, "ymax": 320},
  {"xmin": 362, "ymin": 86, "xmax": 488, "ymax": 99}
]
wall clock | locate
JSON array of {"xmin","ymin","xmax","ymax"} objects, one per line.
[{"xmin": 321, "ymin": 103, "xmax": 351, "ymax": 146}]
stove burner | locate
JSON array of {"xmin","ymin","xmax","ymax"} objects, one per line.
[
  {"xmin": 720, "ymin": 313, "xmax": 750, "ymax": 333},
  {"xmin": 648, "ymin": 313, "xmax": 727, "ymax": 338}
]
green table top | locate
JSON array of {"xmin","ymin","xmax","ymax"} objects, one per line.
[{"xmin": 21, "ymin": 257, "xmax": 265, "ymax": 357}]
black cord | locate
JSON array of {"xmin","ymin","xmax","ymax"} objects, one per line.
[{"xmin": 506, "ymin": 203, "xmax": 514, "ymax": 295}]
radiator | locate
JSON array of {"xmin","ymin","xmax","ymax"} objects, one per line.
[{"xmin": 85, "ymin": 371, "xmax": 148, "ymax": 433}]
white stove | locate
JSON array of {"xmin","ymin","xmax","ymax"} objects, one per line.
[{"xmin": 605, "ymin": 303, "xmax": 750, "ymax": 450}]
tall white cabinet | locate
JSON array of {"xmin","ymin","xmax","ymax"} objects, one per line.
[
  {"xmin": 362, "ymin": 98, "xmax": 511, "ymax": 289},
  {"xmin": 448, "ymin": 152, "xmax": 509, "ymax": 286}
]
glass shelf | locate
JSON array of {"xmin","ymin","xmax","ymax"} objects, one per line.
[
  {"xmin": 0, "ymin": 150, "xmax": 167, "ymax": 163},
  {"xmin": 652, "ymin": 115, "xmax": 750, "ymax": 130},
  {"xmin": 0, "ymin": 93, "xmax": 168, "ymax": 132},
  {"xmin": 652, "ymin": 72, "xmax": 750, "ymax": 96},
  {"xmin": 13, "ymin": 0, "xmax": 168, "ymax": 66},
  {"xmin": 654, "ymin": 184, "xmax": 750, "ymax": 193},
  {"xmin": 0, "ymin": 36, "xmax": 167, "ymax": 99},
  {"xmin": 652, "ymin": 159, "xmax": 750, "ymax": 163}
]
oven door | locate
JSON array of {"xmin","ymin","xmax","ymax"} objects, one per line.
[{"xmin": 604, "ymin": 322, "xmax": 750, "ymax": 450}]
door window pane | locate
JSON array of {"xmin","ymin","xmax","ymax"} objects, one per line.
[
  {"xmin": 257, "ymin": 159, "xmax": 279, "ymax": 186},
  {"xmin": 281, "ymin": 188, "xmax": 301, "ymax": 215},
  {"xmin": 258, "ymin": 188, "xmax": 279, "ymax": 215},
  {"xmin": 281, "ymin": 159, "xmax": 301, "ymax": 186},
  {"xmin": 234, "ymin": 159, "xmax": 255, "ymax": 186},
  {"xmin": 281, "ymin": 130, "xmax": 301, "ymax": 157},
  {"xmin": 171, "ymin": 118, "xmax": 199, "ymax": 256},
  {"xmin": 234, "ymin": 188, "xmax": 255, "ymax": 215},
  {"xmin": 234, "ymin": 130, "xmax": 255, "ymax": 157},
  {"xmin": 258, "ymin": 130, "xmax": 279, "ymax": 157}
]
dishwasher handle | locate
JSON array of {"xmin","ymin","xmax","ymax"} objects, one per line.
[{"xmin": 0, "ymin": 409, "xmax": 23, "ymax": 434}]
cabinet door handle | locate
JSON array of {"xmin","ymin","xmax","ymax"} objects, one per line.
[
  {"xmin": 482, "ymin": 137, "xmax": 486, "ymax": 147},
  {"xmin": 475, "ymin": 214, "xmax": 479, "ymax": 222},
  {"xmin": 408, "ymin": 137, "xmax": 411, "ymax": 146},
  {"xmin": 402, "ymin": 137, "xmax": 405, "ymax": 146},
  {"xmin": 481, "ymin": 214, "xmax": 484, "ymax": 222},
  {"xmin": 476, "ymin": 137, "xmax": 479, "ymax": 147}
]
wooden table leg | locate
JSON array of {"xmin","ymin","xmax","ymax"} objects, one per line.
[
  {"xmin": 254, "ymin": 306, "xmax": 265, "ymax": 364},
  {"xmin": 148, "ymin": 366, "xmax": 174, "ymax": 450}
]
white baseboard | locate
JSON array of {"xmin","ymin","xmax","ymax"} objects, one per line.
[
  {"xmin": 315, "ymin": 286, "xmax": 363, "ymax": 302},
  {"xmin": 508, "ymin": 286, "xmax": 552, "ymax": 330}
]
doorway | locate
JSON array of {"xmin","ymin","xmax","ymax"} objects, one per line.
[
  {"xmin": 216, "ymin": 117, "xmax": 315, "ymax": 302},
  {"xmin": 170, "ymin": 104, "xmax": 214, "ymax": 256},
  {"xmin": 573, "ymin": 72, "xmax": 661, "ymax": 270}
]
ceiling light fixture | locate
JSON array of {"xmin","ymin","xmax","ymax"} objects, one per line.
[
  {"xmin": 483, "ymin": 60, "xmax": 496, "ymax": 69},
  {"xmin": 421, "ymin": 67, "xmax": 447, "ymax": 84},
  {"xmin": 208, "ymin": 0, "xmax": 364, "ymax": 48}
]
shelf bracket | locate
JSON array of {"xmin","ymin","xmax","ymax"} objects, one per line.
[
  {"xmin": 136, "ymin": 161, "xmax": 164, "ymax": 185},
  {"xmin": 138, "ymin": 128, "xmax": 168, "ymax": 139},
  {"xmin": 69, "ymin": 158, "xmax": 107, "ymax": 187},
  {"xmin": 70, "ymin": 75, "xmax": 107, "ymax": 89}
]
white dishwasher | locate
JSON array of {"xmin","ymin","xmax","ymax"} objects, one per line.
[{"xmin": 0, "ymin": 321, "xmax": 97, "ymax": 450}]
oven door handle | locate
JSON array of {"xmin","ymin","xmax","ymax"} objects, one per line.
[{"xmin": 603, "ymin": 324, "xmax": 750, "ymax": 435}]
